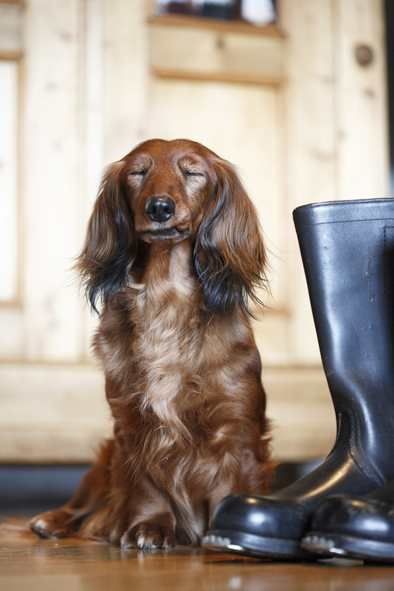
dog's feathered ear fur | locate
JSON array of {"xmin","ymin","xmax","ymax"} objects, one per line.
[
  {"xmin": 76, "ymin": 160, "xmax": 137, "ymax": 313},
  {"xmin": 193, "ymin": 159, "xmax": 267, "ymax": 315}
]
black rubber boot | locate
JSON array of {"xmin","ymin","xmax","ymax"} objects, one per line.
[
  {"xmin": 202, "ymin": 198, "xmax": 394, "ymax": 559},
  {"xmin": 302, "ymin": 480, "xmax": 394, "ymax": 563}
]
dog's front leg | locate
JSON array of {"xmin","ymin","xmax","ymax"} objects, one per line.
[
  {"xmin": 120, "ymin": 510, "xmax": 176, "ymax": 551},
  {"xmin": 119, "ymin": 479, "xmax": 176, "ymax": 551}
]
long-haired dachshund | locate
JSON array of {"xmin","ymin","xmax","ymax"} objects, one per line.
[{"xmin": 30, "ymin": 139, "xmax": 272, "ymax": 549}]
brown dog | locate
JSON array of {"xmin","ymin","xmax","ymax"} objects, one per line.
[{"xmin": 30, "ymin": 139, "xmax": 272, "ymax": 549}]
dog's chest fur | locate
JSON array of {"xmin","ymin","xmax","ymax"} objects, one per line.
[
  {"xmin": 97, "ymin": 243, "xmax": 207, "ymax": 424},
  {"xmin": 94, "ymin": 242, "xmax": 262, "ymax": 541},
  {"xmin": 132, "ymin": 260, "xmax": 202, "ymax": 426}
]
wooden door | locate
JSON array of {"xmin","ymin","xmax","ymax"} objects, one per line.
[{"xmin": 0, "ymin": 0, "xmax": 389, "ymax": 463}]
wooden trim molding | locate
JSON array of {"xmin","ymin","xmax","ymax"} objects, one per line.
[
  {"xmin": 151, "ymin": 66, "xmax": 283, "ymax": 87},
  {"xmin": 0, "ymin": 54, "xmax": 23, "ymax": 308},
  {"xmin": 0, "ymin": 50, "xmax": 23, "ymax": 61},
  {"xmin": 147, "ymin": 14, "xmax": 286, "ymax": 38},
  {"xmin": 0, "ymin": 0, "xmax": 24, "ymax": 5}
]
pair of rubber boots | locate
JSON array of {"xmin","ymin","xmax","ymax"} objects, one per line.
[{"xmin": 203, "ymin": 198, "xmax": 394, "ymax": 563}]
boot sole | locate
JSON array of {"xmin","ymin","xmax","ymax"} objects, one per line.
[
  {"xmin": 202, "ymin": 529, "xmax": 310, "ymax": 560},
  {"xmin": 302, "ymin": 531, "xmax": 394, "ymax": 563}
]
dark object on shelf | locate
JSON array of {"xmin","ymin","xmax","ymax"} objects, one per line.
[
  {"xmin": 157, "ymin": 0, "xmax": 194, "ymax": 16},
  {"xmin": 200, "ymin": 1, "xmax": 238, "ymax": 21},
  {"xmin": 157, "ymin": 0, "xmax": 239, "ymax": 21}
]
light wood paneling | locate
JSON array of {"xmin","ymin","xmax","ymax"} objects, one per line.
[
  {"xmin": 0, "ymin": 310, "xmax": 23, "ymax": 356},
  {"xmin": 265, "ymin": 366, "xmax": 334, "ymax": 461},
  {"xmin": 81, "ymin": 0, "xmax": 104, "ymax": 360},
  {"xmin": 22, "ymin": 0, "xmax": 85, "ymax": 361},
  {"xmin": 0, "ymin": 364, "xmax": 111, "ymax": 462},
  {"xmin": 102, "ymin": 0, "xmax": 148, "ymax": 162},
  {"xmin": 0, "ymin": 60, "xmax": 19, "ymax": 303},
  {"xmin": 281, "ymin": 0, "xmax": 338, "ymax": 365},
  {"xmin": 0, "ymin": 0, "xmax": 389, "ymax": 464},
  {"xmin": 0, "ymin": 3, "xmax": 22, "ymax": 54},
  {"xmin": 0, "ymin": 364, "xmax": 333, "ymax": 462},
  {"xmin": 146, "ymin": 79, "xmax": 287, "ymax": 331},
  {"xmin": 335, "ymin": 0, "xmax": 389, "ymax": 198},
  {"xmin": 148, "ymin": 16, "xmax": 285, "ymax": 86},
  {"xmin": 281, "ymin": 0, "xmax": 389, "ymax": 367}
]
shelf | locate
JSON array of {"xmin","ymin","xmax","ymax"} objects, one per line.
[
  {"xmin": 147, "ymin": 14, "xmax": 286, "ymax": 38},
  {"xmin": 148, "ymin": 14, "xmax": 285, "ymax": 87}
]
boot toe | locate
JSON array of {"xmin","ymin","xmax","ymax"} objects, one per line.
[
  {"xmin": 203, "ymin": 494, "xmax": 311, "ymax": 558},
  {"xmin": 302, "ymin": 495, "xmax": 394, "ymax": 560},
  {"xmin": 309, "ymin": 495, "xmax": 394, "ymax": 540}
]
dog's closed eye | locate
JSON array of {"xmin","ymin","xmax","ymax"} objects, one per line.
[
  {"xmin": 129, "ymin": 170, "xmax": 147, "ymax": 176},
  {"xmin": 183, "ymin": 169, "xmax": 205, "ymax": 177}
]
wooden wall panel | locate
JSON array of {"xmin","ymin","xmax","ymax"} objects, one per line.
[
  {"xmin": 0, "ymin": 364, "xmax": 111, "ymax": 462},
  {"xmin": 148, "ymin": 16, "xmax": 284, "ymax": 85},
  {"xmin": 335, "ymin": 0, "xmax": 389, "ymax": 198},
  {"xmin": 281, "ymin": 0, "xmax": 338, "ymax": 365},
  {"xmin": 146, "ymin": 80, "xmax": 287, "ymax": 320},
  {"xmin": 0, "ymin": 363, "xmax": 334, "ymax": 462},
  {"xmin": 81, "ymin": 0, "xmax": 104, "ymax": 360},
  {"xmin": 0, "ymin": 0, "xmax": 389, "ymax": 463},
  {"xmin": 281, "ymin": 0, "xmax": 389, "ymax": 367},
  {"xmin": 102, "ymin": 0, "xmax": 148, "ymax": 162},
  {"xmin": 0, "ymin": 60, "xmax": 18, "ymax": 303},
  {"xmin": 0, "ymin": 3, "xmax": 22, "ymax": 56},
  {"xmin": 0, "ymin": 310, "xmax": 23, "ymax": 357},
  {"xmin": 22, "ymin": 0, "xmax": 85, "ymax": 361}
]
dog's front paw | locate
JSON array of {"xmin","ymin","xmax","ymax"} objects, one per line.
[
  {"xmin": 30, "ymin": 509, "xmax": 77, "ymax": 539},
  {"xmin": 120, "ymin": 519, "xmax": 176, "ymax": 551}
]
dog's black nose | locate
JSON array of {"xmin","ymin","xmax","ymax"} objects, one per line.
[{"xmin": 145, "ymin": 196, "xmax": 175, "ymax": 223}]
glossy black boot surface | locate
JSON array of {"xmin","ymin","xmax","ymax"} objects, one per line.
[
  {"xmin": 203, "ymin": 198, "xmax": 394, "ymax": 559},
  {"xmin": 302, "ymin": 480, "xmax": 394, "ymax": 562}
]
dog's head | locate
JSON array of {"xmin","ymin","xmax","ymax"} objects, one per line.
[{"xmin": 78, "ymin": 139, "xmax": 266, "ymax": 314}]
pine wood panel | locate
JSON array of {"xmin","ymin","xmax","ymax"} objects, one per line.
[
  {"xmin": 280, "ymin": 0, "xmax": 337, "ymax": 365},
  {"xmin": 102, "ymin": 0, "xmax": 148, "ymax": 162},
  {"xmin": 0, "ymin": 0, "xmax": 389, "ymax": 464},
  {"xmin": 0, "ymin": 364, "xmax": 334, "ymax": 462},
  {"xmin": 22, "ymin": 0, "xmax": 86, "ymax": 361},
  {"xmin": 0, "ymin": 364, "xmax": 110, "ymax": 462},
  {"xmin": 148, "ymin": 17, "xmax": 284, "ymax": 86},
  {"xmin": 0, "ymin": 3, "xmax": 22, "ymax": 53},
  {"xmin": 335, "ymin": 0, "xmax": 389, "ymax": 198},
  {"xmin": 0, "ymin": 60, "xmax": 18, "ymax": 303}
]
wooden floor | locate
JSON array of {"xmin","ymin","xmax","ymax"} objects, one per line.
[{"xmin": 1, "ymin": 519, "xmax": 394, "ymax": 590}]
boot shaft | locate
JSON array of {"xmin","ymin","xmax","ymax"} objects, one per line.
[{"xmin": 293, "ymin": 198, "xmax": 394, "ymax": 481}]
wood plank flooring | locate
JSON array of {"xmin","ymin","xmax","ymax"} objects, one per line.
[{"xmin": 1, "ymin": 518, "xmax": 394, "ymax": 590}]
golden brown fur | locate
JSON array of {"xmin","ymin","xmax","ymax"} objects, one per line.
[{"xmin": 30, "ymin": 139, "xmax": 273, "ymax": 549}]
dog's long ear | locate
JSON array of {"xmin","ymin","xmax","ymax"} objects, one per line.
[
  {"xmin": 76, "ymin": 160, "xmax": 137, "ymax": 313},
  {"xmin": 193, "ymin": 159, "xmax": 267, "ymax": 315}
]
